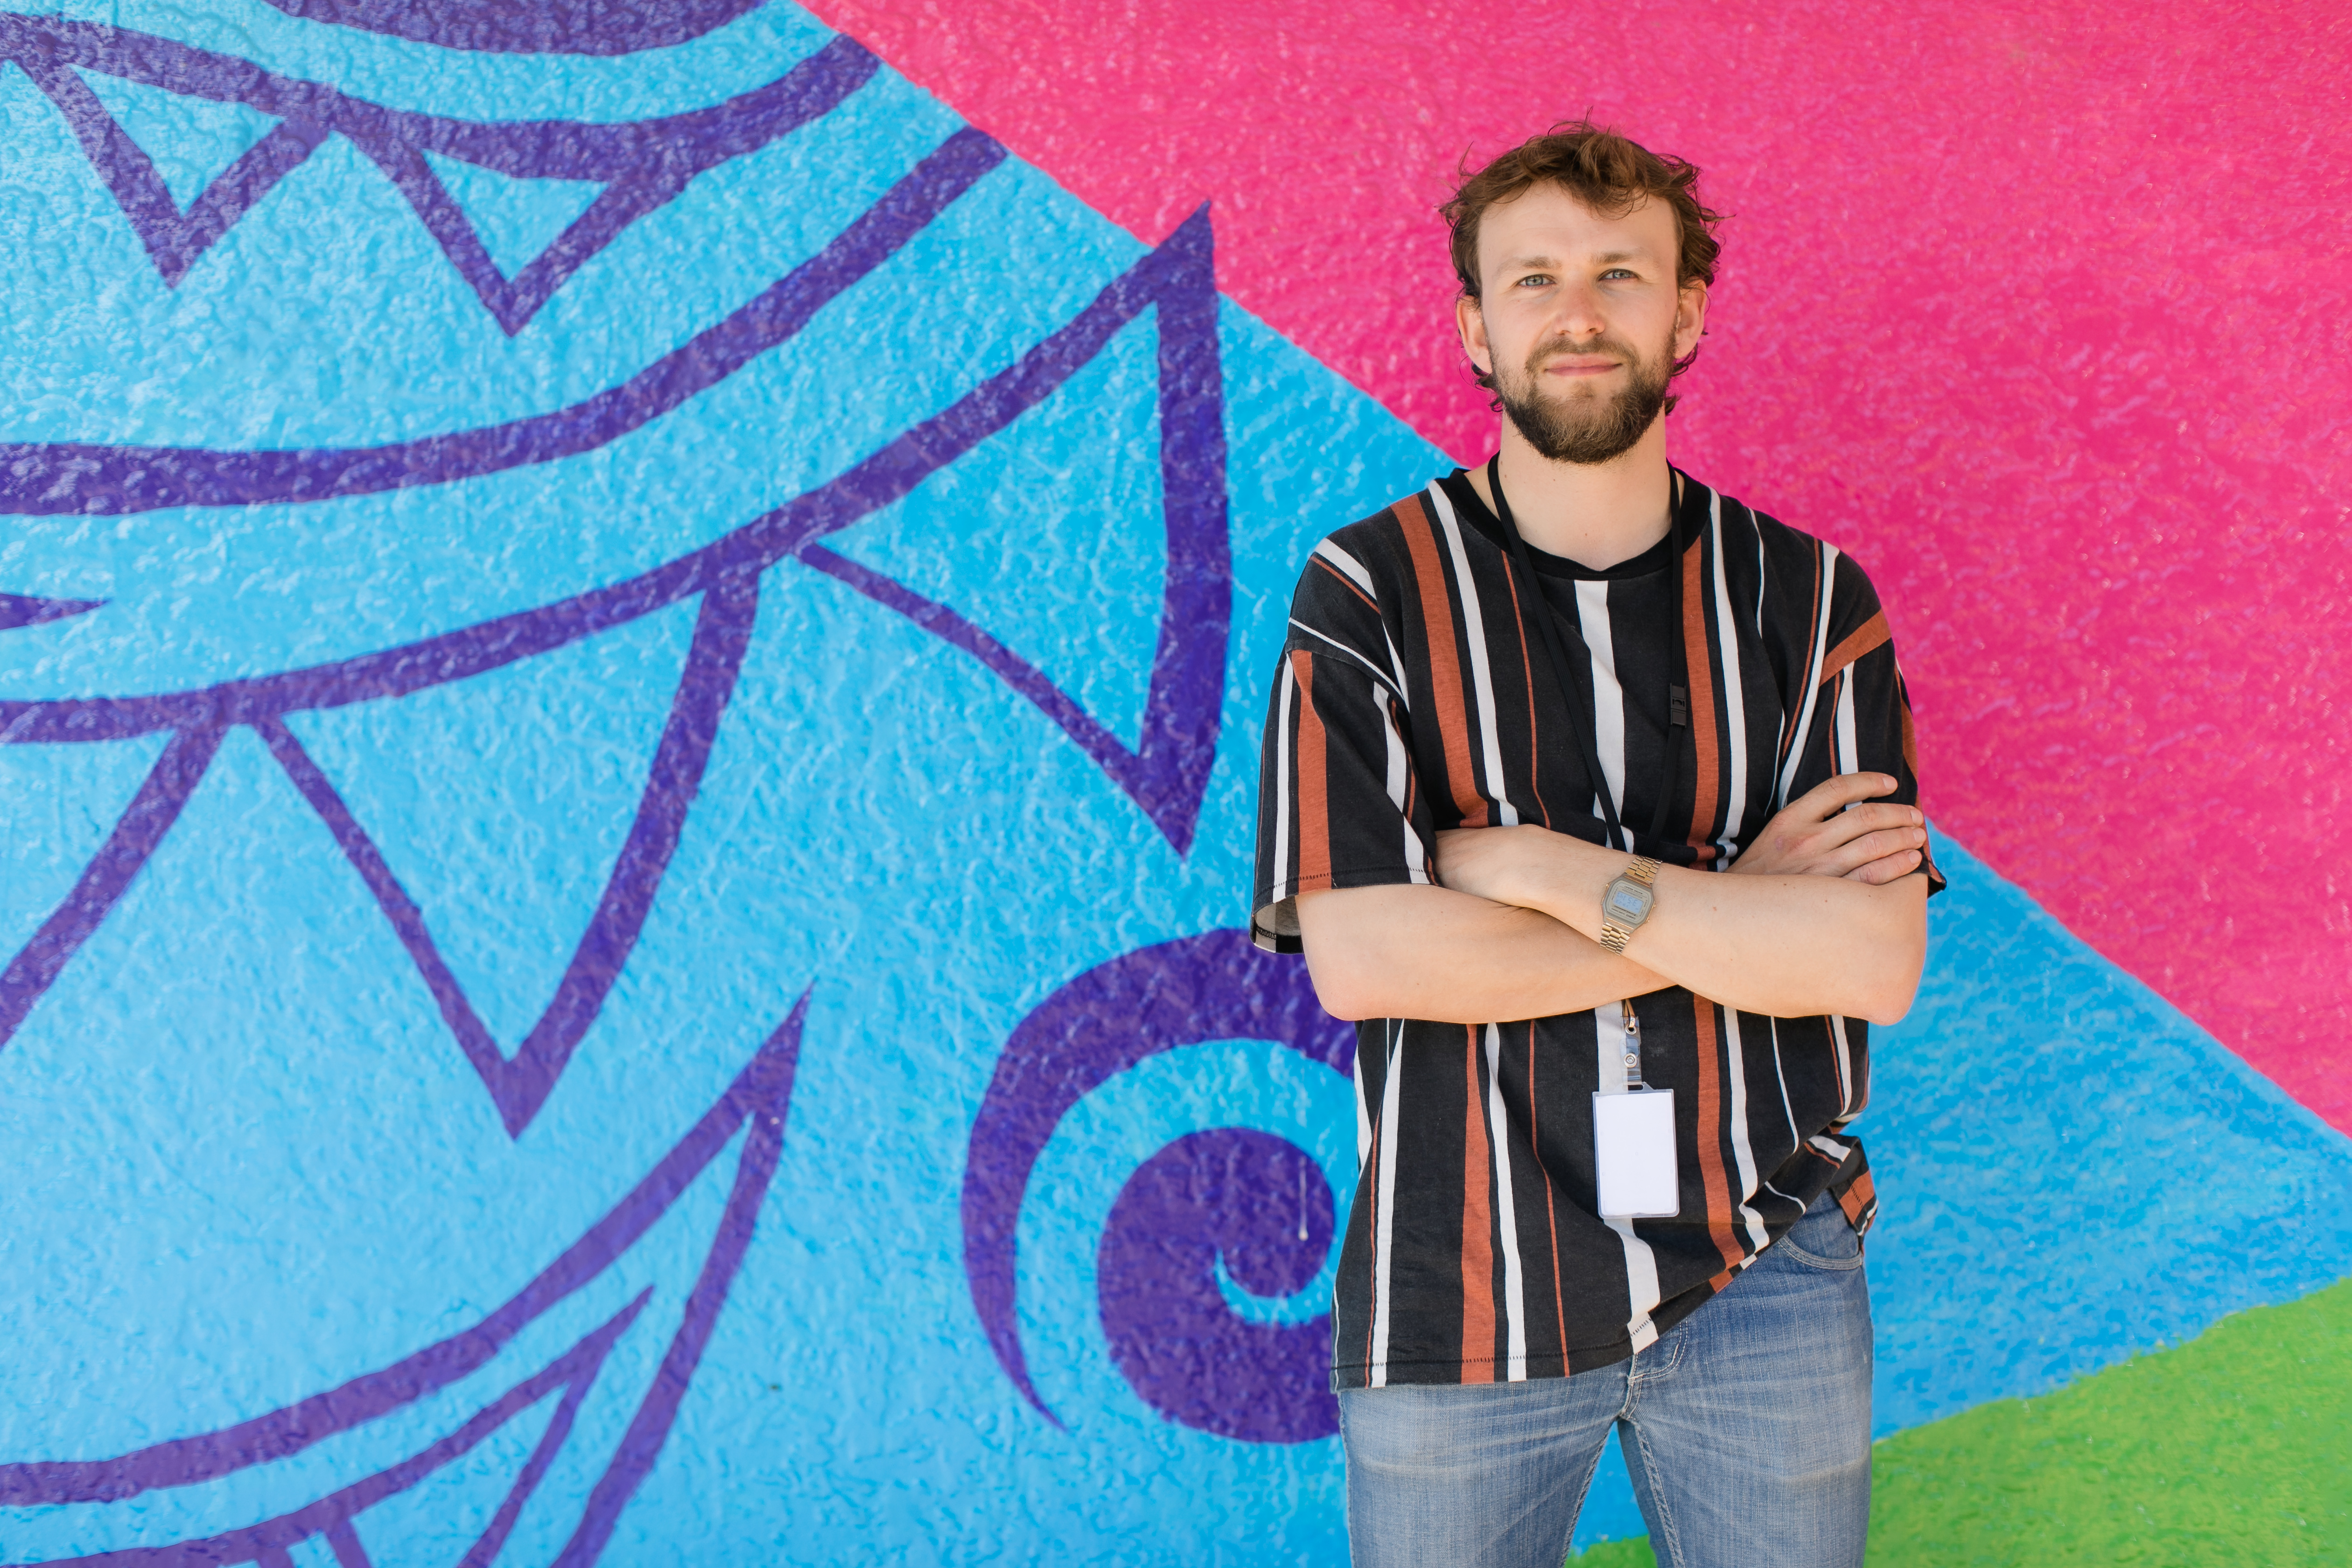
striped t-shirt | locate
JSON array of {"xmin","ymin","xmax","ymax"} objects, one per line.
[{"xmin": 1252, "ymin": 468, "xmax": 1942, "ymax": 1390}]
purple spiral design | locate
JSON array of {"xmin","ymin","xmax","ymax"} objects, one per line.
[
  {"xmin": 962, "ymin": 930, "xmax": 1353, "ymax": 1440},
  {"xmin": 1099, "ymin": 1129, "xmax": 1338, "ymax": 1444}
]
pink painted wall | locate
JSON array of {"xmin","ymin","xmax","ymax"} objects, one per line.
[{"xmin": 808, "ymin": 0, "xmax": 2352, "ymax": 1127}]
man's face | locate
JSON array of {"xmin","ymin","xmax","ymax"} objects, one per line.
[{"xmin": 1456, "ymin": 184, "xmax": 1708, "ymax": 465}]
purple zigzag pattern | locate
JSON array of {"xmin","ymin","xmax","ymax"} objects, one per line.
[
  {"xmin": 0, "ymin": 997, "xmax": 805, "ymax": 1564},
  {"xmin": 0, "ymin": 82, "xmax": 978, "ymax": 518},
  {"xmin": 0, "ymin": 17, "xmax": 875, "ymax": 329},
  {"xmin": 0, "ymin": 207, "xmax": 1231, "ymax": 1136}
]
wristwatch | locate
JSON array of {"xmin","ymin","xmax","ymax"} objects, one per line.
[{"xmin": 1598, "ymin": 857, "xmax": 1663, "ymax": 953}]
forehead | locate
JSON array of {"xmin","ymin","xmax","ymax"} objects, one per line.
[{"xmin": 1477, "ymin": 184, "xmax": 1677, "ymax": 275}]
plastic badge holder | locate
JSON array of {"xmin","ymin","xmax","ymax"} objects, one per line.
[{"xmin": 1594, "ymin": 1088, "xmax": 1681, "ymax": 1218}]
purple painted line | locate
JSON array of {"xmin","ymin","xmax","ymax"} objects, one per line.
[
  {"xmin": 0, "ymin": 19, "xmax": 876, "ymax": 329},
  {"xmin": 13, "ymin": 1294, "xmax": 650, "ymax": 1568},
  {"xmin": 0, "ymin": 120, "xmax": 994, "ymax": 514},
  {"xmin": 960, "ymin": 931, "xmax": 1351, "ymax": 1423},
  {"xmin": 0, "ymin": 726, "xmax": 220, "ymax": 1050},
  {"xmin": 554, "ymin": 998, "xmax": 803, "ymax": 1564},
  {"xmin": 257, "ymin": 0, "xmax": 762, "ymax": 56},
  {"xmin": 496, "ymin": 576, "xmax": 759, "ymax": 1135},
  {"xmin": 264, "ymin": 576, "xmax": 756, "ymax": 1138},
  {"xmin": 254, "ymin": 1547, "xmax": 295, "ymax": 1568},
  {"xmin": 1134, "ymin": 217, "xmax": 1231, "ymax": 857},
  {"xmin": 23, "ymin": 53, "xmax": 332, "ymax": 287},
  {"xmin": 0, "ymin": 20, "xmax": 876, "ymax": 188},
  {"xmin": 255, "ymin": 716, "xmax": 514, "ymax": 1113},
  {"xmin": 455, "ymin": 1330, "xmax": 613, "ymax": 1568},
  {"xmin": 0, "ymin": 1000, "xmax": 805, "ymax": 1507},
  {"xmin": 795, "ymin": 543, "xmax": 1149, "ymax": 816},
  {"xmin": 0, "ymin": 594, "xmax": 105, "ymax": 632},
  {"xmin": 0, "ymin": 202, "xmax": 1214, "ymax": 748},
  {"xmin": 0, "ymin": 208, "xmax": 1228, "ymax": 1073},
  {"xmin": 323, "ymin": 1522, "xmax": 371, "ymax": 1568}
]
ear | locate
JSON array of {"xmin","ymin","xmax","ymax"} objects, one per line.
[
  {"xmin": 1673, "ymin": 279, "xmax": 1710, "ymax": 364},
  {"xmin": 1455, "ymin": 294, "xmax": 1492, "ymax": 378}
]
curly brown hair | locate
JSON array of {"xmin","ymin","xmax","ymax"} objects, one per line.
[{"xmin": 1442, "ymin": 122, "xmax": 1725, "ymax": 402}]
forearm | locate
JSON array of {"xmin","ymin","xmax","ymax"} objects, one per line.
[
  {"xmin": 1294, "ymin": 884, "xmax": 1670, "ymax": 1024},
  {"xmin": 1514, "ymin": 841, "xmax": 1928, "ymax": 1022}
]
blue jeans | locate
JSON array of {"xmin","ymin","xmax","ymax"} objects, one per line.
[{"xmin": 1338, "ymin": 1192, "xmax": 1873, "ymax": 1568}]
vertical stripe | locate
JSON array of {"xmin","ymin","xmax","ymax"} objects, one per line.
[
  {"xmin": 1271, "ymin": 658, "xmax": 1294, "ymax": 892},
  {"xmin": 1531, "ymin": 1021, "xmax": 1568, "ymax": 1366},
  {"xmin": 1774, "ymin": 542, "xmax": 1841, "ymax": 807},
  {"xmin": 1483, "ymin": 1022, "xmax": 1529, "ymax": 1381},
  {"xmin": 1594, "ymin": 1002, "xmax": 1662, "ymax": 1346},
  {"xmin": 1368, "ymin": 1022, "xmax": 1403, "ymax": 1387},
  {"xmin": 1459, "ymin": 1026, "xmax": 1498, "ymax": 1381},
  {"xmin": 1689, "ymin": 996, "xmax": 1746, "ymax": 1273},
  {"xmin": 1829, "ymin": 1013, "xmax": 1855, "ymax": 1119},
  {"xmin": 1395, "ymin": 496, "xmax": 1487, "ymax": 826},
  {"xmin": 1355, "ymin": 1035, "xmax": 1373, "ymax": 1169},
  {"xmin": 1574, "ymin": 581, "xmax": 1629, "ymax": 846},
  {"xmin": 1377, "ymin": 687, "xmax": 1429, "ymax": 881},
  {"xmin": 1500, "ymin": 556, "xmax": 1554, "ymax": 828},
  {"xmin": 1720, "ymin": 1009, "xmax": 1772, "ymax": 1251},
  {"xmin": 1289, "ymin": 650, "xmax": 1330, "ymax": 889},
  {"xmin": 1768, "ymin": 1017, "xmax": 1800, "ymax": 1157},
  {"xmin": 1680, "ymin": 524, "xmax": 1720, "ymax": 855},
  {"xmin": 1426, "ymin": 483, "xmax": 1519, "ymax": 825},
  {"xmin": 1707, "ymin": 493, "xmax": 1751, "ymax": 860},
  {"xmin": 1835, "ymin": 669, "xmax": 1860, "ymax": 779}
]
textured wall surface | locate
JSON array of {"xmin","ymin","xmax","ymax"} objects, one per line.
[{"xmin": 0, "ymin": 2, "xmax": 2344, "ymax": 1564}]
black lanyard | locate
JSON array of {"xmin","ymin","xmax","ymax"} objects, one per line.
[{"xmin": 1484, "ymin": 455, "xmax": 1691, "ymax": 854}]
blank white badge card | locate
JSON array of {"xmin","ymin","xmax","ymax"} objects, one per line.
[{"xmin": 1593, "ymin": 1088, "xmax": 1680, "ymax": 1218}]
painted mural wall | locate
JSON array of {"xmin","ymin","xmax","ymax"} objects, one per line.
[{"xmin": 0, "ymin": 2, "xmax": 2344, "ymax": 1564}]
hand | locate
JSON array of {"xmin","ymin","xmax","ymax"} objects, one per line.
[
  {"xmin": 1730, "ymin": 773, "xmax": 1925, "ymax": 884},
  {"xmin": 1433, "ymin": 823, "xmax": 1567, "ymax": 908}
]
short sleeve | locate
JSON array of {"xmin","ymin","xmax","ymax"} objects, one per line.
[
  {"xmin": 1250, "ymin": 535, "xmax": 1439, "ymax": 953},
  {"xmin": 1791, "ymin": 553, "xmax": 1945, "ymax": 896}
]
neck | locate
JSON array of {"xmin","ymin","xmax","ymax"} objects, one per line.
[{"xmin": 1468, "ymin": 417, "xmax": 1674, "ymax": 570}]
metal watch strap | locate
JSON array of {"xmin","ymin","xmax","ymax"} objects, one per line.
[{"xmin": 1599, "ymin": 856, "xmax": 1662, "ymax": 954}]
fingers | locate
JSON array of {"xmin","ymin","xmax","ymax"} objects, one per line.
[
  {"xmin": 1824, "ymin": 823, "xmax": 1930, "ymax": 874},
  {"xmin": 1788, "ymin": 772, "xmax": 1902, "ymax": 822},
  {"xmin": 1843, "ymin": 848, "xmax": 1924, "ymax": 884}
]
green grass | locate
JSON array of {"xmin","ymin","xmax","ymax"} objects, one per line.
[{"xmin": 1566, "ymin": 1277, "xmax": 2352, "ymax": 1567}]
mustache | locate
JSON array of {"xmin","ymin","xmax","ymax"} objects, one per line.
[{"xmin": 1524, "ymin": 336, "xmax": 1648, "ymax": 376}]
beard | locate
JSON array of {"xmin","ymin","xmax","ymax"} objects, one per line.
[{"xmin": 1495, "ymin": 330, "xmax": 1673, "ymax": 466}]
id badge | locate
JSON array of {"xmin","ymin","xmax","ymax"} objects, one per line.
[{"xmin": 1593, "ymin": 1089, "xmax": 1680, "ymax": 1218}]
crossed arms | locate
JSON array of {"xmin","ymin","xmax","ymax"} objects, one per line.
[{"xmin": 1295, "ymin": 773, "xmax": 1932, "ymax": 1026}]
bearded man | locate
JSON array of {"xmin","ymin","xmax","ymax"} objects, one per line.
[{"xmin": 1251, "ymin": 125, "xmax": 1942, "ymax": 1568}]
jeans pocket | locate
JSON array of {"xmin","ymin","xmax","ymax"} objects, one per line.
[{"xmin": 1774, "ymin": 1195, "xmax": 1865, "ymax": 1271}]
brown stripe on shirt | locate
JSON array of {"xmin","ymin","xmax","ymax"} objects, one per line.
[
  {"xmin": 1689, "ymin": 995, "xmax": 1746, "ymax": 1274},
  {"xmin": 1396, "ymin": 495, "xmax": 1487, "ymax": 827},
  {"xmin": 1680, "ymin": 532, "xmax": 1721, "ymax": 856},
  {"xmin": 1820, "ymin": 609, "xmax": 1891, "ymax": 687},
  {"xmin": 1459, "ymin": 1027, "xmax": 1498, "ymax": 1381}
]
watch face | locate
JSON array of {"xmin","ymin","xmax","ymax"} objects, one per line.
[{"xmin": 1605, "ymin": 880, "xmax": 1654, "ymax": 924}]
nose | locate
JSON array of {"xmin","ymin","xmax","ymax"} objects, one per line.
[{"xmin": 1543, "ymin": 280, "xmax": 1609, "ymax": 345}]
